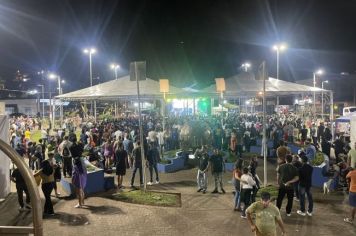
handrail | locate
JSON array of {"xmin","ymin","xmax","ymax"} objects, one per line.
[{"xmin": 0, "ymin": 139, "xmax": 43, "ymax": 236}]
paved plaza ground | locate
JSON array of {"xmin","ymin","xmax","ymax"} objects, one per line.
[{"xmin": 1, "ymin": 158, "xmax": 356, "ymax": 236}]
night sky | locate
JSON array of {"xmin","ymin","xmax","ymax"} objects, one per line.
[{"xmin": 1, "ymin": 0, "xmax": 356, "ymax": 93}]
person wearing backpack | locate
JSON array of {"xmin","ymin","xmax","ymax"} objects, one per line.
[{"xmin": 59, "ymin": 136, "xmax": 73, "ymax": 178}]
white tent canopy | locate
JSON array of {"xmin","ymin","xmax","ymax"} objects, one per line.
[
  {"xmin": 199, "ymin": 72, "xmax": 329, "ymax": 97},
  {"xmin": 56, "ymin": 75, "xmax": 185, "ymax": 100},
  {"xmin": 56, "ymin": 72, "xmax": 330, "ymax": 100}
]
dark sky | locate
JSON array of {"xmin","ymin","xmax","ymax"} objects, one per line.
[{"xmin": 1, "ymin": 0, "xmax": 356, "ymax": 93}]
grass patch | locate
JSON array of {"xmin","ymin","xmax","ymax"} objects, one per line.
[
  {"xmin": 110, "ymin": 190, "xmax": 181, "ymax": 207},
  {"xmin": 159, "ymin": 159, "xmax": 172, "ymax": 165},
  {"xmin": 256, "ymin": 185, "xmax": 279, "ymax": 200},
  {"xmin": 163, "ymin": 149, "xmax": 180, "ymax": 158}
]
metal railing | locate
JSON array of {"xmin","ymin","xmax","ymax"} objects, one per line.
[{"xmin": 0, "ymin": 139, "xmax": 43, "ymax": 236}]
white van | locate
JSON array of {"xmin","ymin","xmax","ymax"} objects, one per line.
[{"xmin": 343, "ymin": 106, "xmax": 356, "ymax": 116}]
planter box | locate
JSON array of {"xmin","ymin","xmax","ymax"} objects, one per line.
[
  {"xmin": 157, "ymin": 156, "xmax": 185, "ymax": 173},
  {"xmin": 256, "ymin": 139, "xmax": 273, "ymax": 148},
  {"xmin": 312, "ymin": 166, "xmax": 338, "ymax": 190},
  {"xmin": 60, "ymin": 168, "xmax": 105, "ymax": 196}
]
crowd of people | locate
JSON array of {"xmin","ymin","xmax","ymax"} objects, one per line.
[{"xmin": 7, "ymin": 111, "xmax": 356, "ymax": 231}]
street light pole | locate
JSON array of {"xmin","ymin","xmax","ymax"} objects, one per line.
[
  {"xmin": 313, "ymin": 69, "xmax": 323, "ymax": 118},
  {"xmin": 84, "ymin": 48, "xmax": 96, "ymax": 117},
  {"xmin": 322, "ymin": 80, "xmax": 328, "ymax": 120},
  {"xmin": 37, "ymin": 85, "xmax": 45, "ymax": 118},
  {"xmin": 273, "ymin": 43, "xmax": 287, "ymax": 106},
  {"xmin": 110, "ymin": 64, "xmax": 120, "ymax": 80}
]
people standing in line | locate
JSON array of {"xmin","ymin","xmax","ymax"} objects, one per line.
[
  {"xmin": 195, "ymin": 145, "xmax": 209, "ymax": 194},
  {"xmin": 344, "ymin": 167, "xmax": 356, "ymax": 224},
  {"xmin": 58, "ymin": 136, "xmax": 73, "ymax": 178},
  {"xmin": 72, "ymin": 156, "xmax": 87, "ymax": 208},
  {"xmin": 240, "ymin": 167, "xmax": 256, "ymax": 219},
  {"xmin": 11, "ymin": 167, "xmax": 31, "ymax": 212},
  {"xmin": 210, "ymin": 148, "xmax": 225, "ymax": 194},
  {"xmin": 297, "ymin": 155, "xmax": 314, "ymax": 217},
  {"xmin": 146, "ymin": 144, "xmax": 160, "ymax": 185},
  {"xmin": 130, "ymin": 141, "xmax": 143, "ymax": 188},
  {"xmin": 115, "ymin": 142, "xmax": 127, "ymax": 189},
  {"xmin": 34, "ymin": 160, "xmax": 55, "ymax": 217},
  {"xmin": 246, "ymin": 192, "xmax": 286, "ymax": 236},
  {"xmin": 276, "ymin": 154, "xmax": 299, "ymax": 216},
  {"xmin": 232, "ymin": 160, "xmax": 243, "ymax": 211}
]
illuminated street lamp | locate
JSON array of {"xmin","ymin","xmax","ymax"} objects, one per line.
[
  {"xmin": 313, "ymin": 69, "xmax": 323, "ymax": 117},
  {"xmin": 83, "ymin": 47, "xmax": 96, "ymax": 116},
  {"xmin": 272, "ymin": 43, "xmax": 287, "ymax": 81},
  {"xmin": 321, "ymin": 80, "xmax": 329, "ymax": 119},
  {"xmin": 241, "ymin": 62, "xmax": 251, "ymax": 72},
  {"xmin": 110, "ymin": 63, "xmax": 120, "ymax": 80}
]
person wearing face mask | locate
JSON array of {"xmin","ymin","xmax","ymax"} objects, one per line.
[{"xmin": 246, "ymin": 192, "xmax": 286, "ymax": 236}]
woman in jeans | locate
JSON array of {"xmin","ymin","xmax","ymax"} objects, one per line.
[
  {"xmin": 34, "ymin": 160, "xmax": 55, "ymax": 217},
  {"xmin": 240, "ymin": 167, "xmax": 256, "ymax": 219},
  {"xmin": 232, "ymin": 161, "xmax": 243, "ymax": 211}
]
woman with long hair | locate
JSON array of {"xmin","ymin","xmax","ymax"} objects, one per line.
[
  {"xmin": 232, "ymin": 160, "xmax": 243, "ymax": 211},
  {"xmin": 34, "ymin": 160, "xmax": 55, "ymax": 216},
  {"xmin": 72, "ymin": 156, "xmax": 87, "ymax": 208},
  {"xmin": 103, "ymin": 139, "xmax": 114, "ymax": 170},
  {"xmin": 115, "ymin": 142, "xmax": 127, "ymax": 189}
]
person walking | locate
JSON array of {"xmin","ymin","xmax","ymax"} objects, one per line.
[
  {"xmin": 344, "ymin": 167, "xmax": 356, "ymax": 224},
  {"xmin": 297, "ymin": 155, "xmax": 314, "ymax": 217},
  {"xmin": 11, "ymin": 167, "xmax": 31, "ymax": 212},
  {"xmin": 34, "ymin": 160, "xmax": 55, "ymax": 217},
  {"xmin": 246, "ymin": 192, "xmax": 286, "ymax": 236},
  {"xmin": 240, "ymin": 167, "xmax": 256, "ymax": 219},
  {"xmin": 276, "ymin": 154, "xmax": 299, "ymax": 216},
  {"xmin": 115, "ymin": 142, "xmax": 127, "ymax": 189},
  {"xmin": 195, "ymin": 145, "xmax": 209, "ymax": 194},
  {"xmin": 146, "ymin": 144, "xmax": 160, "ymax": 185},
  {"xmin": 58, "ymin": 136, "xmax": 73, "ymax": 178},
  {"xmin": 210, "ymin": 148, "xmax": 225, "ymax": 194},
  {"xmin": 130, "ymin": 141, "xmax": 143, "ymax": 188},
  {"xmin": 72, "ymin": 156, "xmax": 87, "ymax": 208}
]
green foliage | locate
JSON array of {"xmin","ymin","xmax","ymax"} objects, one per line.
[
  {"xmin": 111, "ymin": 190, "xmax": 180, "ymax": 207},
  {"xmin": 159, "ymin": 159, "xmax": 172, "ymax": 165},
  {"xmin": 311, "ymin": 152, "xmax": 325, "ymax": 166},
  {"xmin": 256, "ymin": 185, "xmax": 279, "ymax": 200}
]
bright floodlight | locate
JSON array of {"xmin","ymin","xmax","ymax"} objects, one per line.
[
  {"xmin": 61, "ymin": 80, "xmax": 66, "ymax": 84},
  {"xmin": 49, "ymin": 73, "xmax": 57, "ymax": 79},
  {"xmin": 83, "ymin": 47, "xmax": 96, "ymax": 54},
  {"xmin": 324, "ymin": 80, "xmax": 329, "ymax": 83},
  {"xmin": 273, "ymin": 43, "xmax": 287, "ymax": 51},
  {"xmin": 315, "ymin": 69, "xmax": 323, "ymax": 75},
  {"xmin": 110, "ymin": 63, "xmax": 120, "ymax": 69}
]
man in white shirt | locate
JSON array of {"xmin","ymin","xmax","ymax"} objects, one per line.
[{"xmin": 348, "ymin": 142, "xmax": 356, "ymax": 169}]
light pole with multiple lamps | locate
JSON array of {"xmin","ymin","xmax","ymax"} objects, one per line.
[
  {"xmin": 110, "ymin": 63, "xmax": 120, "ymax": 80},
  {"xmin": 241, "ymin": 62, "xmax": 251, "ymax": 72},
  {"xmin": 273, "ymin": 43, "xmax": 287, "ymax": 106},
  {"xmin": 313, "ymin": 69, "xmax": 323, "ymax": 117},
  {"xmin": 321, "ymin": 80, "xmax": 329, "ymax": 119},
  {"xmin": 83, "ymin": 47, "xmax": 96, "ymax": 116}
]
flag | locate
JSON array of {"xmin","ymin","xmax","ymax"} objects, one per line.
[{"xmin": 130, "ymin": 61, "xmax": 146, "ymax": 81}]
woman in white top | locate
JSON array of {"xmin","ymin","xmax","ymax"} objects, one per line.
[{"xmin": 240, "ymin": 167, "xmax": 256, "ymax": 218}]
